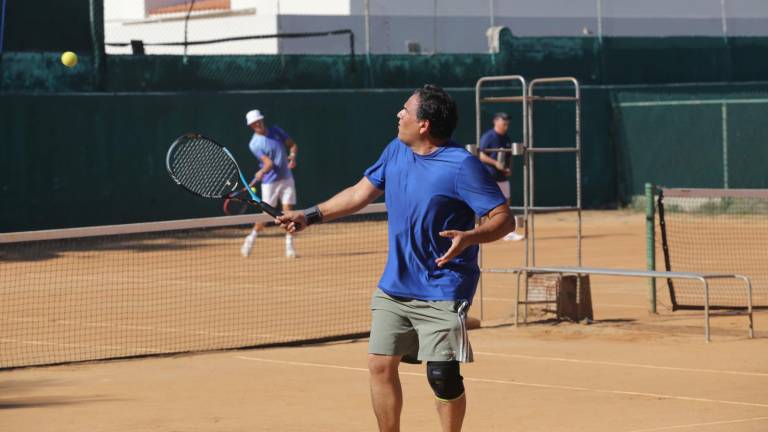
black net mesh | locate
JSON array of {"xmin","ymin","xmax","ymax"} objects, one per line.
[
  {"xmin": 657, "ymin": 188, "xmax": 768, "ymax": 310},
  {"xmin": 0, "ymin": 205, "xmax": 387, "ymax": 369}
]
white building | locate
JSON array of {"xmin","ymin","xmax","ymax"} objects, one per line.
[{"xmin": 104, "ymin": 0, "xmax": 768, "ymax": 55}]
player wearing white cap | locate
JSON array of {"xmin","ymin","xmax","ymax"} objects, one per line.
[{"xmin": 241, "ymin": 109, "xmax": 299, "ymax": 258}]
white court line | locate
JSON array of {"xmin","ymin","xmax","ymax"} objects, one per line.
[
  {"xmin": 475, "ymin": 352, "xmax": 768, "ymax": 378},
  {"xmin": 234, "ymin": 356, "xmax": 768, "ymax": 408},
  {"xmin": 624, "ymin": 416, "xmax": 768, "ymax": 432}
]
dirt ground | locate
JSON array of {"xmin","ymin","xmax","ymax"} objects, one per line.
[{"xmin": 2, "ymin": 210, "xmax": 767, "ymax": 431}]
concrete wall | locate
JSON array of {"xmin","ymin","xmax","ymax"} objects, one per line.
[{"xmin": 99, "ymin": 0, "xmax": 768, "ymax": 55}]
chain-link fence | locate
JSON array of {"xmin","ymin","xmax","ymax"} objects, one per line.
[{"xmin": 615, "ymin": 87, "xmax": 768, "ymax": 197}]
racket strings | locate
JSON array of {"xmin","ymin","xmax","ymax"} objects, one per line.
[
  {"xmin": 175, "ymin": 139, "xmax": 226, "ymax": 195},
  {"xmin": 171, "ymin": 137, "xmax": 240, "ymax": 198}
]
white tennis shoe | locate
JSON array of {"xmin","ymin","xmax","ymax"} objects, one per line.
[
  {"xmin": 285, "ymin": 234, "xmax": 297, "ymax": 258},
  {"xmin": 241, "ymin": 232, "xmax": 256, "ymax": 257}
]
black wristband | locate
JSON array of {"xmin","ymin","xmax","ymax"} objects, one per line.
[{"xmin": 304, "ymin": 205, "xmax": 323, "ymax": 226}]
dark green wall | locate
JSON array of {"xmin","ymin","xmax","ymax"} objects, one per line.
[
  {"xmin": 6, "ymin": 82, "xmax": 768, "ymax": 232},
  {"xmin": 0, "ymin": 87, "xmax": 616, "ymax": 232},
  {"xmin": 612, "ymin": 83, "xmax": 768, "ymax": 201},
  {"xmin": 1, "ymin": 0, "xmax": 92, "ymax": 52}
]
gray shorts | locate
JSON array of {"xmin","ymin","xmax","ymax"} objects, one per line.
[{"xmin": 368, "ymin": 288, "xmax": 473, "ymax": 363}]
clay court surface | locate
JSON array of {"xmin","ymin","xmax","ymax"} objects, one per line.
[{"xmin": 2, "ymin": 210, "xmax": 767, "ymax": 431}]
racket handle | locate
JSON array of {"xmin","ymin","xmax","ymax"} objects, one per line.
[{"xmin": 258, "ymin": 202, "xmax": 283, "ymax": 218}]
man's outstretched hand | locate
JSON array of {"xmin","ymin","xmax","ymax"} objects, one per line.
[{"xmin": 276, "ymin": 210, "xmax": 307, "ymax": 234}]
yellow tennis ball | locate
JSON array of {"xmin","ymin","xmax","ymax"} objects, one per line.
[{"xmin": 61, "ymin": 51, "xmax": 78, "ymax": 68}]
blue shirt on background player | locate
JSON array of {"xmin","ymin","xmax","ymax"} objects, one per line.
[
  {"xmin": 364, "ymin": 138, "xmax": 505, "ymax": 301},
  {"xmin": 266, "ymin": 125, "xmax": 298, "ymax": 170},
  {"xmin": 248, "ymin": 134, "xmax": 292, "ymax": 184},
  {"xmin": 267, "ymin": 125, "xmax": 290, "ymax": 145}
]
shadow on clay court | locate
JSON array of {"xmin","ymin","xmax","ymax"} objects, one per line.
[{"xmin": 0, "ymin": 379, "xmax": 118, "ymax": 410}]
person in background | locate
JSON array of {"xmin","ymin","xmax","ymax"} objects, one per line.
[
  {"xmin": 241, "ymin": 109, "xmax": 299, "ymax": 258},
  {"xmin": 478, "ymin": 112, "xmax": 524, "ymax": 241}
]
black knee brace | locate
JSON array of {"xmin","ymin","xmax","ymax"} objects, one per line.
[{"xmin": 426, "ymin": 361, "xmax": 465, "ymax": 401}]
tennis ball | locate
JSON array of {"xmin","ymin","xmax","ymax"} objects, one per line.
[{"xmin": 61, "ymin": 51, "xmax": 78, "ymax": 68}]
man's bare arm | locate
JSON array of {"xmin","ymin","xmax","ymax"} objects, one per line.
[
  {"xmin": 285, "ymin": 138, "xmax": 298, "ymax": 169},
  {"xmin": 276, "ymin": 177, "xmax": 383, "ymax": 232},
  {"xmin": 316, "ymin": 177, "xmax": 383, "ymax": 222},
  {"xmin": 463, "ymin": 203, "xmax": 515, "ymax": 244},
  {"xmin": 478, "ymin": 151, "xmax": 500, "ymax": 168},
  {"xmin": 255, "ymin": 155, "xmax": 273, "ymax": 180}
]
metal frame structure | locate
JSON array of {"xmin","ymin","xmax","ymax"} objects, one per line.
[
  {"xmin": 484, "ymin": 266, "xmax": 754, "ymax": 342},
  {"xmin": 474, "ymin": 77, "xmax": 758, "ymax": 342},
  {"xmin": 473, "ymin": 75, "xmax": 527, "ymax": 320},
  {"xmin": 474, "ymin": 75, "xmax": 582, "ymax": 320},
  {"xmin": 526, "ymin": 78, "xmax": 582, "ymax": 269}
]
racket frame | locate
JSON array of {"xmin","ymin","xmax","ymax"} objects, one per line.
[{"xmin": 167, "ymin": 133, "xmax": 283, "ymax": 218}]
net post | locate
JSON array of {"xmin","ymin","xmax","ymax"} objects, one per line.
[{"xmin": 645, "ymin": 182, "xmax": 657, "ymax": 314}]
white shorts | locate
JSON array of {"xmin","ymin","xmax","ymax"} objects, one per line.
[
  {"xmin": 261, "ymin": 178, "xmax": 297, "ymax": 207},
  {"xmin": 497, "ymin": 180, "xmax": 510, "ymax": 200}
]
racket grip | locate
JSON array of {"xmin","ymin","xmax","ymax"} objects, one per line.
[{"xmin": 259, "ymin": 202, "xmax": 283, "ymax": 218}]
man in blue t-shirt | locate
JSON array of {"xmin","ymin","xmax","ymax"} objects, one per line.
[
  {"xmin": 479, "ymin": 112, "xmax": 524, "ymax": 241},
  {"xmin": 241, "ymin": 109, "xmax": 299, "ymax": 258},
  {"xmin": 275, "ymin": 85, "xmax": 514, "ymax": 431}
]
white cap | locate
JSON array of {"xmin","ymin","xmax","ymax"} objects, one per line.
[{"xmin": 245, "ymin": 109, "xmax": 264, "ymax": 125}]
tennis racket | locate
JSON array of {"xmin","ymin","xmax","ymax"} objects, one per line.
[
  {"xmin": 166, "ymin": 133, "xmax": 282, "ymax": 218},
  {"xmin": 222, "ymin": 180, "xmax": 257, "ymax": 215}
]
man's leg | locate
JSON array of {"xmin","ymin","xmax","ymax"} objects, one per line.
[
  {"xmin": 368, "ymin": 354, "xmax": 403, "ymax": 432},
  {"xmin": 411, "ymin": 295, "xmax": 472, "ymax": 432},
  {"xmin": 282, "ymin": 179, "xmax": 298, "ymax": 258},
  {"xmin": 427, "ymin": 361, "xmax": 467, "ymax": 432},
  {"xmin": 435, "ymin": 394, "xmax": 466, "ymax": 432},
  {"xmin": 242, "ymin": 181, "xmax": 277, "ymax": 257},
  {"xmin": 240, "ymin": 222, "xmax": 263, "ymax": 257},
  {"xmin": 283, "ymin": 203, "xmax": 296, "ymax": 258}
]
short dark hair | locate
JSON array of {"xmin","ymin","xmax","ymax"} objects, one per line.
[
  {"xmin": 493, "ymin": 112, "xmax": 509, "ymax": 121},
  {"xmin": 413, "ymin": 84, "xmax": 458, "ymax": 140}
]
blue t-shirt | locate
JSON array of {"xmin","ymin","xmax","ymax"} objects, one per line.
[
  {"xmin": 267, "ymin": 125, "xmax": 291, "ymax": 145},
  {"xmin": 364, "ymin": 139, "xmax": 506, "ymax": 302},
  {"xmin": 248, "ymin": 134, "xmax": 292, "ymax": 184},
  {"xmin": 479, "ymin": 128, "xmax": 511, "ymax": 182}
]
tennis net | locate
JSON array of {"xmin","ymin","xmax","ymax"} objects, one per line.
[
  {"xmin": 657, "ymin": 187, "xmax": 768, "ymax": 310},
  {"xmin": 0, "ymin": 204, "xmax": 387, "ymax": 369}
]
